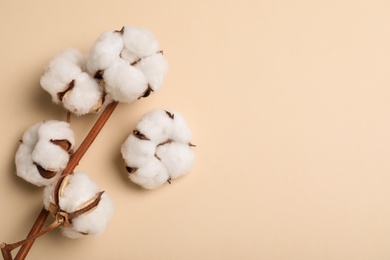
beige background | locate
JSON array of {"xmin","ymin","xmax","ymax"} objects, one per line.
[{"xmin": 1, "ymin": 0, "xmax": 390, "ymax": 259}]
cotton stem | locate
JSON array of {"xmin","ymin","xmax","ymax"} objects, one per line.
[{"xmin": 7, "ymin": 101, "xmax": 119, "ymax": 260}]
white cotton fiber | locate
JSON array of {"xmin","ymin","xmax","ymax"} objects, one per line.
[
  {"xmin": 32, "ymin": 140, "xmax": 70, "ymax": 171},
  {"xmin": 62, "ymin": 73, "xmax": 104, "ymax": 115},
  {"xmin": 15, "ymin": 120, "xmax": 75, "ymax": 187},
  {"xmin": 121, "ymin": 135, "xmax": 156, "ymax": 168},
  {"xmin": 40, "ymin": 49, "xmax": 84, "ymax": 103},
  {"xmin": 156, "ymin": 142, "xmax": 195, "ymax": 179},
  {"xmin": 38, "ymin": 120, "xmax": 75, "ymax": 146},
  {"xmin": 129, "ymin": 158, "xmax": 169, "ymax": 189},
  {"xmin": 103, "ymin": 59, "xmax": 147, "ymax": 102},
  {"xmin": 87, "ymin": 31, "xmax": 124, "ymax": 75},
  {"xmin": 134, "ymin": 53, "xmax": 168, "ymax": 92},
  {"xmin": 171, "ymin": 111, "xmax": 193, "ymax": 143},
  {"xmin": 43, "ymin": 172, "xmax": 114, "ymax": 239},
  {"xmin": 136, "ymin": 109, "xmax": 174, "ymax": 144},
  {"xmin": 121, "ymin": 108, "xmax": 195, "ymax": 189},
  {"xmin": 121, "ymin": 26, "xmax": 160, "ymax": 64}
]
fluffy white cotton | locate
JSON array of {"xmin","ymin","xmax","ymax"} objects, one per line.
[
  {"xmin": 62, "ymin": 73, "xmax": 104, "ymax": 115},
  {"xmin": 38, "ymin": 120, "xmax": 75, "ymax": 146},
  {"xmin": 129, "ymin": 158, "xmax": 169, "ymax": 189},
  {"xmin": 40, "ymin": 49, "xmax": 84, "ymax": 103},
  {"xmin": 15, "ymin": 120, "xmax": 75, "ymax": 187},
  {"xmin": 41, "ymin": 48, "xmax": 105, "ymax": 115},
  {"xmin": 121, "ymin": 108, "xmax": 195, "ymax": 189},
  {"xmin": 121, "ymin": 135, "xmax": 156, "ymax": 168},
  {"xmin": 86, "ymin": 31, "xmax": 124, "ymax": 75},
  {"xmin": 134, "ymin": 53, "xmax": 168, "ymax": 92},
  {"xmin": 103, "ymin": 59, "xmax": 147, "ymax": 102},
  {"xmin": 121, "ymin": 26, "xmax": 160, "ymax": 64},
  {"xmin": 136, "ymin": 109, "xmax": 174, "ymax": 143},
  {"xmin": 171, "ymin": 111, "xmax": 193, "ymax": 143},
  {"xmin": 43, "ymin": 172, "xmax": 114, "ymax": 239},
  {"xmin": 156, "ymin": 142, "xmax": 195, "ymax": 179}
]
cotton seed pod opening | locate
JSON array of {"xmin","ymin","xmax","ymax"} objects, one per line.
[
  {"xmin": 40, "ymin": 48, "xmax": 105, "ymax": 116},
  {"xmin": 87, "ymin": 26, "xmax": 168, "ymax": 103},
  {"xmin": 15, "ymin": 120, "xmax": 75, "ymax": 187},
  {"xmin": 43, "ymin": 172, "xmax": 114, "ymax": 239},
  {"xmin": 121, "ymin": 109, "xmax": 195, "ymax": 189}
]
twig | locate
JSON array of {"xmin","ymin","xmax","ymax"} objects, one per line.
[{"xmin": 10, "ymin": 101, "xmax": 119, "ymax": 260}]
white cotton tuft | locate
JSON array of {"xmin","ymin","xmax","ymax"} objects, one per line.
[
  {"xmin": 129, "ymin": 158, "xmax": 169, "ymax": 189},
  {"xmin": 86, "ymin": 31, "xmax": 124, "ymax": 75},
  {"xmin": 121, "ymin": 135, "xmax": 156, "ymax": 168},
  {"xmin": 15, "ymin": 120, "xmax": 75, "ymax": 187},
  {"xmin": 62, "ymin": 73, "xmax": 104, "ymax": 115},
  {"xmin": 121, "ymin": 108, "xmax": 195, "ymax": 189},
  {"xmin": 170, "ymin": 110, "xmax": 193, "ymax": 143},
  {"xmin": 134, "ymin": 53, "xmax": 168, "ymax": 92},
  {"xmin": 43, "ymin": 172, "xmax": 114, "ymax": 239},
  {"xmin": 103, "ymin": 59, "xmax": 147, "ymax": 102},
  {"xmin": 40, "ymin": 49, "xmax": 84, "ymax": 103},
  {"xmin": 156, "ymin": 142, "xmax": 195, "ymax": 179},
  {"xmin": 121, "ymin": 26, "xmax": 160, "ymax": 64}
]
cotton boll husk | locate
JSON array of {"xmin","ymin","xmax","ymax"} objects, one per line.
[
  {"xmin": 171, "ymin": 111, "xmax": 193, "ymax": 143},
  {"xmin": 129, "ymin": 158, "xmax": 169, "ymax": 189},
  {"xmin": 103, "ymin": 59, "xmax": 147, "ymax": 103},
  {"xmin": 32, "ymin": 140, "xmax": 70, "ymax": 171},
  {"xmin": 40, "ymin": 60, "xmax": 82, "ymax": 103},
  {"xmin": 156, "ymin": 142, "xmax": 195, "ymax": 179},
  {"xmin": 136, "ymin": 109, "xmax": 174, "ymax": 143},
  {"xmin": 135, "ymin": 53, "xmax": 168, "ymax": 92},
  {"xmin": 121, "ymin": 26, "xmax": 160, "ymax": 64},
  {"xmin": 62, "ymin": 193, "xmax": 114, "ymax": 238},
  {"xmin": 15, "ymin": 143, "xmax": 56, "ymax": 186},
  {"xmin": 38, "ymin": 120, "xmax": 75, "ymax": 147},
  {"xmin": 87, "ymin": 31, "xmax": 124, "ymax": 74},
  {"xmin": 121, "ymin": 135, "xmax": 156, "ymax": 168},
  {"xmin": 62, "ymin": 73, "xmax": 104, "ymax": 115}
]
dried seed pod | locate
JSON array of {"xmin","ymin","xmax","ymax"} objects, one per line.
[
  {"xmin": 15, "ymin": 120, "xmax": 75, "ymax": 187},
  {"xmin": 43, "ymin": 172, "xmax": 114, "ymax": 239},
  {"xmin": 121, "ymin": 109, "xmax": 195, "ymax": 189},
  {"xmin": 40, "ymin": 48, "xmax": 105, "ymax": 116},
  {"xmin": 86, "ymin": 26, "xmax": 168, "ymax": 103}
]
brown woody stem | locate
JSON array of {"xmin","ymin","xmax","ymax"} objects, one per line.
[{"xmin": 11, "ymin": 101, "xmax": 119, "ymax": 260}]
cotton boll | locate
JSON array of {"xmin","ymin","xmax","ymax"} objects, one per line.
[
  {"xmin": 62, "ymin": 73, "xmax": 104, "ymax": 115},
  {"xmin": 170, "ymin": 111, "xmax": 193, "ymax": 143},
  {"xmin": 103, "ymin": 59, "xmax": 147, "ymax": 102},
  {"xmin": 43, "ymin": 172, "xmax": 114, "ymax": 239},
  {"xmin": 129, "ymin": 158, "xmax": 169, "ymax": 189},
  {"xmin": 121, "ymin": 135, "xmax": 156, "ymax": 168},
  {"xmin": 135, "ymin": 53, "xmax": 168, "ymax": 92},
  {"xmin": 15, "ymin": 122, "xmax": 60, "ymax": 186},
  {"xmin": 121, "ymin": 26, "xmax": 160, "ymax": 64},
  {"xmin": 15, "ymin": 142, "xmax": 56, "ymax": 186},
  {"xmin": 136, "ymin": 109, "xmax": 174, "ymax": 143},
  {"xmin": 40, "ymin": 49, "xmax": 84, "ymax": 103},
  {"xmin": 87, "ymin": 31, "xmax": 124, "ymax": 75},
  {"xmin": 32, "ymin": 140, "xmax": 70, "ymax": 171},
  {"xmin": 65, "ymin": 193, "xmax": 114, "ymax": 238},
  {"xmin": 38, "ymin": 120, "xmax": 75, "ymax": 147},
  {"xmin": 156, "ymin": 142, "xmax": 195, "ymax": 179}
]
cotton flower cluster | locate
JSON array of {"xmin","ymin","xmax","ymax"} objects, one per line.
[
  {"xmin": 121, "ymin": 109, "xmax": 195, "ymax": 189},
  {"xmin": 43, "ymin": 172, "xmax": 114, "ymax": 239},
  {"xmin": 87, "ymin": 26, "xmax": 168, "ymax": 103},
  {"xmin": 15, "ymin": 120, "xmax": 75, "ymax": 187},
  {"xmin": 40, "ymin": 49, "xmax": 105, "ymax": 116},
  {"xmin": 40, "ymin": 26, "xmax": 168, "ymax": 115}
]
